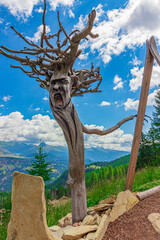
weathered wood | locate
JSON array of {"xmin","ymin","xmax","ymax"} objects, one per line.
[
  {"xmin": 49, "ymin": 95, "xmax": 87, "ymax": 223},
  {"xmin": 125, "ymin": 40, "xmax": 154, "ymax": 190},
  {"xmin": 136, "ymin": 185, "xmax": 160, "ymax": 200}
]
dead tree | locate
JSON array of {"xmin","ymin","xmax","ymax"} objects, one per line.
[{"xmin": 0, "ymin": 0, "xmax": 137, "ymax": 223}]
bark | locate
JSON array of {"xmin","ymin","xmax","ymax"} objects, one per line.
[
  {"xmin": 136, "ymin": 185, "xmax": 160, "ymax": 200},
  {"xmin": 49, "ymin": 99, "xmax": 87, "ymax": 223}
]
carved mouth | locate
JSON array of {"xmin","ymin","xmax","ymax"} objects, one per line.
[{"xmin": 54, "ymin": 93, "xmax": 64, "ymax": 107}]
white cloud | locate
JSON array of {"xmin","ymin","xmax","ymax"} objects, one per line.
[
  {"xmin": 84, "ymin": 125, "xmax": 133, "ymax": 151},
  {"xmin": 35, "ymin": 7, "xmax": 43, "ymax": 13},
  {"xmin": 94, "ymin": 4, "xmax": 105, "ymax": 23},
  {"xmin": 74, "ymin": 14, "xmax": 88, "ymax": 31},
  {"xmin": 0, "ymin": 104, "xmax": 4, "ymax": 108},
  {"xmin": 27, "ymin": 24, "xmax": 51, "ymax": 43},
  {"xmin": 48, "ymin": 0, "xmax": 75, "ymax": 11},
  {"xmin": 76, "ymin": 0, "xmax": 160, "ymax": 63},
  {"xmin": 99, "ymin": 101, "xmax": 111, "ymax": 106},
  {"xmin": 0, "ymin": 111, "xmax": 133, "ymax": 151},
  {"xmin": 0, "ymin": 0, "xmax": 41, "ymax": 19},
  {"xmin": 78, "ymin": 52, "xmax": 89, "ymax": 60},
  {"xmin": 0, "ymin": 0, "xmax": 76, "ymax": 19},
  {"xmin": 130, "ymin": 56, "xmax": 142, "ymax": 66},
  {"xmin": 2, "ymin": 95, "xmax": 12, "ymax": 102},
  {"xmin": 113, "ymin": 75, "xmax": 123, "ymax": 90},
  {"xmin": 124, "ymin": 89, "xmax": 158, "ymax": 111},
  {"xmin": 68, "ymin": 9, "xmax": 75, "ymax": 18},
  {"xmin": 0, "ymin": 18, "xmax": 3, "ymax": 24},
  {"xmin": 35, "ymin": 108, "xmax": 40, "ymax": 111},
  {"xmin": 130, "ymin": 64, "xmax": 160, "ymax": 92},
  {"xmin": 43, "ymin": 97, "xmax": 49, "ymax": 101}
]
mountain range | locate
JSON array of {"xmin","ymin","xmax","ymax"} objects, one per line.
[{"xmin": 0, "ymin": 141, "xmax": 129, "ymax": 192}]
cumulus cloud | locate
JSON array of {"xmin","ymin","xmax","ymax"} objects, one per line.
[
  {"xmin": 124, "ymin": 89, "xmax": 158, "ymax": 111},
  {"xmin": 0, "ymin": 0, "xmax": 76, "ymax": 19},
  {"xmin": 129, "ymin": 64, "xmax": 160, "ymax": 91},
  {"xmin": 0, "ymin": 112, "xmax": 133, "ymax": 151},
  {"xmin": 113, "ymin": 75, "xmax": 123, "ymax": 90},
  {"xmin": 2, "ymin": 96, "xmax": 12, "ymax": 102},
  {"xmin": 130, "ymin": 56, "xmax": 142, "ymax": 66},
  {"xmin": 35, "ymin": 7, "xmax": 43, "ymax": 13},
  {"xmin": 0, "ymin": 0, "xmax": 41, "ymax": 19},
  {"xmin": 75, "ymin": 0, "xmax": 160, "ymax": 63},
  {"xmin": 84, "ymin": 124, "xmax": 133, "ymax": 151},
  {"xmin": 48, "ymin": 0, "xmax": 75, "ymax": 11},
  {"xmin": 35, "ymin": 108, "xmax": 40, "ymax": 111},
  {"xmin": 99, "ymin": 101, "xmax": 111, "ymax": 106},
  {"xmin": 27, "ymin": 25, "xmax": 51, "ymax": 43}
]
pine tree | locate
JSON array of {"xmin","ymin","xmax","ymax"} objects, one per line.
[
  {"xmin": 152, "ymin": 86, "xmax": 160, "ymax": 139},
  {"xmin": 27, "ymin": 143, "xmax": 54, "ymax": 182}
]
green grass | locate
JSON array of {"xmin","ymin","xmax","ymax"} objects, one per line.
[{"xmin": 1, "ymin": 165, "xmax": 160, "ymax": 239}]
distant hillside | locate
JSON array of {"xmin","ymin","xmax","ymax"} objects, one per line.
[
  {"xmin": 47, "ymin": 154, "xmax": 130, "ymax": 189},
  {"xmin": 0, "ymin": 141, "xmax": 129, "ymax": 192}
]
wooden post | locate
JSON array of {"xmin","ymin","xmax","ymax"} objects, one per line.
[{"xmin": 125, "ymin": 40, "xmax": 154, "ymax": 190}]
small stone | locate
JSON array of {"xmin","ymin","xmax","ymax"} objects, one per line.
[
  {"xmin": 73, "ymin": 222, "xmax": 79, "ymax": 227},
  {"xmin": 87, "ymin": 207, "xmax": 94, "ymax": 214},
  {"xmin": 99, "ymin": 196, "xmax": 116, "ymax": 205},
  {"xmin": 94, "ymin": 203, "xmax": 113, "ymax": 212},
  {"xmin": 148, "ymin": 213, "xmax": 160, "ymax": 234},
  {"xmin": 81, "ymin": 215, "xmax": 95, "ymax": 226},
  {"xmin": 49, "ymin": 225, "xmax": 61, "ymax": 232},
  {"xmin": 86, "ymin": 232, "xmax": 95, "ymax": 240},
  {"xmin": 105, "ymin": 209, "xmax": 112, "ymax": 216},
  {"xmin": 62, "ymin": 225, "xmax": 97, "ymax": 240}
]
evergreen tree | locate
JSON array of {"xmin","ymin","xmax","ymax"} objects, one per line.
[
  {"xmin": 114, "ymin": 166, "xmax": 119, "ymax": 178},
  {"xmin": 152, "ymin": 86, "xmax": 160, "ymax": 139},
  {"xmin": 27, "ymin": 143, "xmax": 54, "ymax": 182},
  {"xmin": 88, "ymin": 171, "xmax": 98, "ymax": 187},
  {"xmin": 107, "ymin": 165, "xmax": 114, "ymax": 180}
]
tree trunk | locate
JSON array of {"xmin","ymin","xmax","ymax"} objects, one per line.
[
  {"xmin": 49, "ymin": 99, "xmax": 87, "ymax": 223},
  {"xmin": 136, "ymin": 185, "xmax": 160, "ymax": 200}
]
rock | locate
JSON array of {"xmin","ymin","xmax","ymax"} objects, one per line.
[
  {"xmin": 148, "ymin": 213, "xmax": 160, "ymax": 234},
  {"xmin": 62, "ymin": 225, "xmax": 97, "ymax": 240},
  {"xmin": 73, "ymin": 222, "xmax": 79, "ymax": 227},
  {"xmin": 93, "ymin": 215, "xmax": 110, "ymax": 240},
  {"xmin": 86, "ymin": 232, "xmax": 95, "ymax": 240},
  {"xmin": 81, "ymin": 215, "xmax": 95, "ymax": 226},
  {"xmin": 6, "ymin": 171, "xmax": 57, "ymax": 240},
  {"xmin": 50, "ymin": 225, "xmax": 62, "ymax": 232},
  {"xmin": 64, "ymin": 213, "xmax": 72, "ymax": 226},
  {"xmin": 56, "ymin": 226, "xmax": 73, "ymax": 238},
  {"xmin": 109, "ymin": 190, "xmax": 139, "ymax": 222},
  {"xmin": 87, "ymin": 207, "xmax": 94, "ymax": 214},
  {"xmin": 105, "ymin": 208, "xmax": 112, "ymax": 216},
  {"xmin": 99, "ymin": 196, "xmax": 116, "ymax": 205},
  {"xmin": 94, "ymin": 203, "xmax": 113, "ymax": 212}
]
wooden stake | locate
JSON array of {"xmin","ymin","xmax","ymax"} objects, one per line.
[{"xmin": 125, "ymin": 40, "xmax": 154, "ymax": 190}]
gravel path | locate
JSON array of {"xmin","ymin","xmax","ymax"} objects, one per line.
[{"xmin": 103, "ymin": 191, "xmax": 160, "ymax": 240}]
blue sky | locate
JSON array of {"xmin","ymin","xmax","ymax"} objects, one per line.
[{"xmin": 0, "ymin": 0, "xmax": 160, "ymax": 151}]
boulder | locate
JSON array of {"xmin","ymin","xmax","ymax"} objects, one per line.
[
  {"xmin": 62, "ymin": 225, "xmax": 97, "ymax": 240},
  {"xmin": 148, "ymin": 213, "xmax": 160, "ymax": 234},
  {"xmin": 6, "ymin": 171, "xmax": 58, "ymax": 240},
  {"xmin": 81, "ymin": 215, "xmax": 95, "ymax": 226},
  {"xmin": 109, "ymin": 190, "xmax": 139, "ymax": 222}
]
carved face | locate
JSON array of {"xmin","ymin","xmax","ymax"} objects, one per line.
[{"xmin": 49, "ymin": 76, "xmax": 72, "ymax": 109}]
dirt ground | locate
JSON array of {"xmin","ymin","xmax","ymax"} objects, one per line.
[{"xmin": 103, "ymin": 191, "xmax": 160, "ymax": 240}]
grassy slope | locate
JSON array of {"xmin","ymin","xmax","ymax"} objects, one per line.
[{"xmin": 1, "ymin": 165, "xmax": 160, "ymax": 239}]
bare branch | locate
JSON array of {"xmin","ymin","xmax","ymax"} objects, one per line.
[
  {"xmin": 10, "ymin": 26, "xmax": 39, "ymax": 48},
  {"xmin": 82, "ymin": 115, "xmax": 137, "ymax": 135},
  {"xmin": 40, "ymin": 0, "xmax": 47, "ymax": 48}
]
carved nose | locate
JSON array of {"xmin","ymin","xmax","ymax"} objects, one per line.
[{"xmin": 53, "ymin": 84, "xmax": 61, "ymax": 91}]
